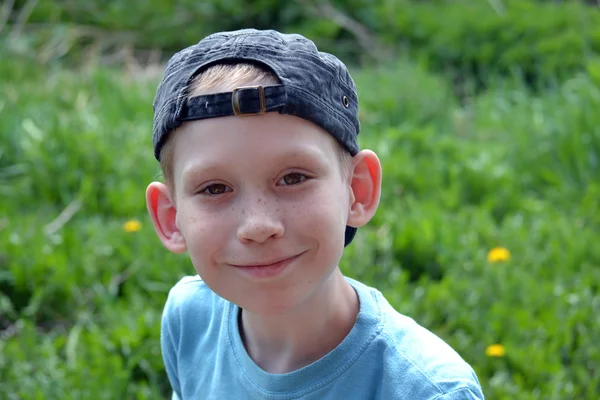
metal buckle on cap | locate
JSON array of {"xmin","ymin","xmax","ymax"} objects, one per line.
[{"xmin": 232, "ymin": 86, "xmax": 266, "ymax": 116}]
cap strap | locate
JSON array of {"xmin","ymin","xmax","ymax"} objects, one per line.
[{"xmin": 179, "ymin": 85, "xmax": 286, "ymax": 121}]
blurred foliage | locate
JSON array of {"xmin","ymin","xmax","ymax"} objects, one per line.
[
  {"xmin": 375, "ymin": 0, "xmax": 600, "ymax": 86},
  {"xmin": 1, "ymin": 0, "xmax": 600, "ymax": 399},
  {"xmin": 3, "ymin": 0, "xmax": 600, "ymax": 88}
]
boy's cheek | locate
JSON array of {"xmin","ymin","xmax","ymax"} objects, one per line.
[
  {"xmin": 181, "ymin": 215, "xmax": 224, "ymax": 241},
  {"xmin": 292, "ymin": 201, "xmax": 347, "ymax": 246},
  {"xmin": 297, "ymin": 190, "xmax": 348, "ymax": 225}
]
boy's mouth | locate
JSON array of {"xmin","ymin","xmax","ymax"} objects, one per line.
[{"xmin": 230, "ymin": 252, "xmax": 305, "ymax": 279}]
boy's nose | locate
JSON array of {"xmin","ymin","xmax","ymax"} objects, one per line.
[{"xmin": 236, "ymin": 197, "xmax": 284, "ymax": 244}]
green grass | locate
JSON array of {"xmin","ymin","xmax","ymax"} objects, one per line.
[{"xmin": 0, "ymin": 53, "xmax": 598, "ymax": 399}]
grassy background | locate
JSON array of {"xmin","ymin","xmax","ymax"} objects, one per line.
[{"xmin": 1, "ymin": 1, "xmax": 600, "ymax": 399}]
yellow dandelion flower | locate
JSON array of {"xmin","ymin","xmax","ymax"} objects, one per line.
[
  {"xmin": 487, "ymin": 246, "xmax": 510, "ymax": 263},
  {"xmin": 123, "ymin": 220, "xmax": 142, "ymax": 233},
  {"xmin": 485, "ymin": 344, "xmax": 506, "ymax": 358}
]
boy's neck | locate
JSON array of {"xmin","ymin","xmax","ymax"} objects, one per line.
[{"xmin": 239, "ymin": 269, "xmax": 359, "ymax": 374}]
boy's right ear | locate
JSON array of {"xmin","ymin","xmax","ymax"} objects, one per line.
[{"xmin": 145, "ymin": 182, "xmax": 188, "ymax": 254}]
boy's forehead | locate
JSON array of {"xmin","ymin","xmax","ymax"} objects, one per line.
[{"xmin": 172, "ymin": 114, "xmax": 340, "ymax": 170}]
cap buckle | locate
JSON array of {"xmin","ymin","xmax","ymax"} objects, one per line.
[{"xmin": 232, "ymin": 86, "xmax": 266, "ymax": 116}]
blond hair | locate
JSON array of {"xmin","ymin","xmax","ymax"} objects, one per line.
[{"xmin": 159, "ymin": 63, "xmax": 352, "ymax": 188}]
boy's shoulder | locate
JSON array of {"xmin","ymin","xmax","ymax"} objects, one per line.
[
  {"xmin": 161, "ymin": 275, "xmax": 225, "ymax": 330},
  {"xmin": 348, "ymin": 278, "xmax": 484, "ymax": 399},
  {"xmin": 163, "ymin": 274, "xmax": 220, "ymax": 306},
  {"xmin": 164, "ymin": 275, "xmax": 213, "ymax": 303}
]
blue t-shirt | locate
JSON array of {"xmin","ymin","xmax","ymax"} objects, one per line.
[{"xmin": 161, "ymin": 276, "xmax": 484, "ymax": 399}]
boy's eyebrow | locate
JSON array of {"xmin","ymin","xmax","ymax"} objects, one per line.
[
  {"xmin": 271, "ymin": 147, "xmax": 329, "ymax": 165},
  {"xmin": 180, "ymin": 163, "xmax": 224, "ymax": 182},
  {"xmin": 180, "ymin": 147, "xmax": 329, "ymax": 179}
]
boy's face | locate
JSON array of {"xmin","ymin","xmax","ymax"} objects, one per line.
[{"xmin": 168, "ymin": 113, "xmax": 352, "ymax": 315}]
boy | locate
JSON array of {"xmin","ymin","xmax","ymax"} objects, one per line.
[{"xmin": 146, "ymin": 29, "xmax": 484, "ymax": 399}]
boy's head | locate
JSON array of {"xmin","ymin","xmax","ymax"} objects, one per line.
[{"xmin": 146, "ymin": 29, "xmax": 381, "ymax": 314}]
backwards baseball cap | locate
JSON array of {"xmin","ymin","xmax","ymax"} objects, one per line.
[{"xmin": 152, "ymin": 28, "xmax": 361, "ymax": 246}]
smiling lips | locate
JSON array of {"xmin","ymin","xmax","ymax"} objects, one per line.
[{"xmin": 231, "ymin": 253, "xmax": 303, "ymax": 279}]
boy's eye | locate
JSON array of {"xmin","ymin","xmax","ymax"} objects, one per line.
[
  {"xmin": 278, "ymin": 173, "xmax": 307, "ymax": 186},
  {"xmin": 201, "ymin": 184, "xmax": 231, "ymax": 195}
]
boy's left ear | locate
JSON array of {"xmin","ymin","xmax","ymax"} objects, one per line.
[{"xmin": 346, "ymin": 150, "xmax": 382, "ymax": 228}]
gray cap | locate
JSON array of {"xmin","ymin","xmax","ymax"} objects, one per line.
[{"xmin": 152, "ymin": 28, "xmax": 360, "ymax": 246}]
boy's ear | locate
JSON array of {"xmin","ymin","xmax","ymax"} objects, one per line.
[
  {"xmin": 346, "ymin": 150, "xmax": 382, "ymax": 228},
  {"xmin": 146, "ymin": 182, "xmax": 188, "ymax": 254}
]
